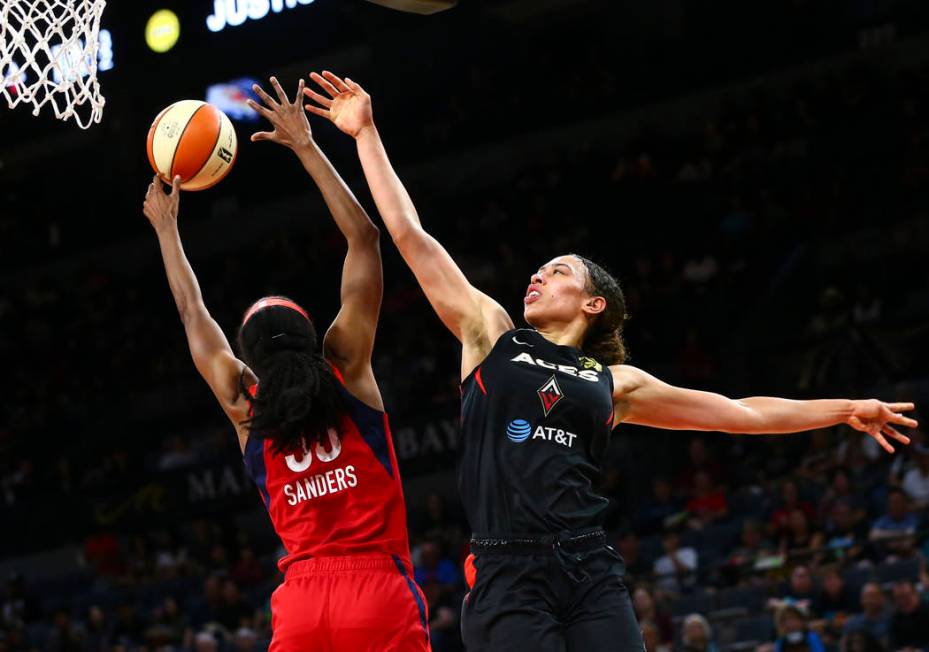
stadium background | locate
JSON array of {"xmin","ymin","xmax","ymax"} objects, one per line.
[{"xmin": 2, "ymin": 0, "xmax": 929, "ymax": 650}]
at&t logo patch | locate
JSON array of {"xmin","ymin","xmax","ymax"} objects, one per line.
[
  {"xmin": 506, "ymin": 419, "xmax": 532, "ymax": 442},
  {"xmin": 505, "ymin": 419, "xmax": 578, "ymax": 448}
]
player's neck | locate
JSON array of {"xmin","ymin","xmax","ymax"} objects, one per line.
[{"xmin": 534, "ymin": 322, "xmax": 585, "ymax": 351}]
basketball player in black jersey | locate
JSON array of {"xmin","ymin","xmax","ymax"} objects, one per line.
[{"xmin": 303, "ymin": 71, "xmax": 918, "ymax": 652}]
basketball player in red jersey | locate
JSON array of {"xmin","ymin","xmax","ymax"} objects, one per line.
[
  {"xmin": 143, "ymin": 77, "xmax": 430, "ymax": 652},
  {"xmin": 303, "ymin": 72, "xmax": 917, "ymax": 652}
]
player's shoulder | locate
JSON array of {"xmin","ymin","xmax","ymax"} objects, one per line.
[{"xmin": 608, "ymin": 364, "xmax": 650, "ymax": 396}]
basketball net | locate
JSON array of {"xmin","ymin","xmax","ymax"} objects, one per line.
[{"xmin": 0, "ymin": 0, "xmax": 106, "ymax": 129}]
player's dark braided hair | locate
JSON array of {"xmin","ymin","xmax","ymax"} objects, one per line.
[
  {"xmin": 237, "ymin": 296, "xmax": 343, "ymax": 454},
  {"xmin": 572, "ymin": 255, "xmax": 628, "ymax": 366}
]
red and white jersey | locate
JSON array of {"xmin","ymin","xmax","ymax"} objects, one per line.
[{"xmin": 242, "ymin": 367, "xmax": 411, "ymax": 572}]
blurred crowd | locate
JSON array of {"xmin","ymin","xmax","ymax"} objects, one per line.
[{"xmin": 3, "ymin": 16, "xmax": 929, "ymax": 652}]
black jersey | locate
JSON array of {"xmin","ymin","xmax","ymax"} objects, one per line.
[{"xmin": 459, "ymin": 328, "xmax": 616, "ymax": 535}]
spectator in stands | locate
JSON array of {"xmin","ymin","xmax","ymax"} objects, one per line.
[
  {"xmin": 84, "ymin": 605, "xmax": 110, "ymax": 651},
  {"xmin": 843, "ymin": 583, "xmax": 891, "ymax": 649},
  {"xmin": 231, "ymin": 545, "xmax": 263, "ymax": 587},
  {"xmin": 425, "ymin": 593, "xmax": 462, "ymax": 652},
  {"xmin": 770, "ymin": 480, "xmax": 817, "ymax": 538},
  {"xmin": 819, "ymin": 467, "xmax": 866, "ymax": 524},
  {"xmin": 413, "ymin": 493, "xmax": 466, "ymax": 553},
  {"xmin": 233, "ymin": 626, "xmax": 259, "ymax": 652},
  {"xmin": 780, "ymin": 509, "xmax": 824, "ymax": 557},
  {"xmin": 45, "ymin": 608, "xmax": 87, "ymax": 652},
  {"xmin": 616, "ymin": 532, "xmax": 651, "ymax": 583},
  {"xmin": 901, "ymin": 440, "xmax": 929, "ymax": 510},
  {"xmin": 869, "ymin": 489, "xmax": 919, "ymax": 557},
  {"xmin": 633, "ymin": 587, "xmax": 674, "ymax": 645},
  {"xmin": 639, "ymin": 476, "xmax": 684, "ymax": 534},
  {"xmin": 110, "ymin": 603, "xmax": 145, "ymax": 646},
  {"xmin": 194, "ymin": 630, "xmax": 220, "ymax": 652},
  {"xmin": 83, "ymin": 532, "xmax": 124, "ymax": 578},
  {"xmin": 678, "ymin": 613, "xmax": 718, "ymax": 652},
  {"xmin": 890, "ymin": 580, "xmax": 929, "ymax": 650},
  {"xmin": 724, "ymin": 519, "xmax": 777, "ymax": 583},
  {"xmin": 642, "ymin": 621, "xmax": 670, "ymax": 652},
  {"xmin": 811, "ymin": 567, "xmax": 857, "ymax": 647},
  {"xmin": 836, "ymin": 431, "xmax": 882, "ymax": 484},
  {"xmin": 192, "ymin": 575, "xmax": 225, "ymax": 627},
  {"xmin": 774, "ymin": 603, "xmax": 825, "ymax": 652},
  {"xmin": 842, "ymin": 630, "xmax": 885, "ymax": 652},
  {"xmin": 813, "ymin": 567, "xmax": 856, "ymax": 620},
  {"xmin": 147, "ymin": 596, "xmax": 186, "ymax": 646},
  {"xmin": 771, "ymin": 565, "xmax": 817, "ymax": 613},
  {"xmin": 676, "ymin": 438, "xmax": 725, "ymax": 494},
  {"xmin": 822, "ymin": 501, "xmax": 869, "ymax": 564},
  {"xmin": 654, "ymin": 530, "xmax": 698, "ymax": 593},
  {"xmin": 0, "ymin": 573, "xmax": 39, "ymax": 628},
  {"xmin": 414, "ymin": 541, "xmax": 459, "ymax": 594},
  {"xmin": 218, "ymin": 579, "xmax": 252, "ymax": 632},
  {"xmin": 686, "ymin": 470, "xmax": 728, "ymax": 528}
]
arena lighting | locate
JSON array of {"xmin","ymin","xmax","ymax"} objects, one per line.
[
  {"xmin": 206, "ymin": 0, "xmax": 316, "ymax": 33},
  {"xmin": 146, "ymin": 9, "xmax": 181, "ymax": 53}
]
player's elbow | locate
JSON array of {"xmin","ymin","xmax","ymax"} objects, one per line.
[
  {"xmin": 720, "ymin": 402, "xmax": 768, "ymax": 434},
  {"xmin": 351, "ymin": 221, "xmax": 381, "ymax": 246},
  {"xmin": 389, "ymin": 218, "xmax": 427, "ymax": 250},
  {"xmin": 179, "ymin": 300, "xmax": 209, "ymax": 327}
]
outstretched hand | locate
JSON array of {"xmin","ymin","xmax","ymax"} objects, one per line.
[
  {"xmin": 247, "ymin": 76, "xmax": 312, "ymax": 150},
  {"xmin": 143, "ymin": 174, "xmax": 181, "ymax": 233},
  {"xmin": 846, "ymin": 399, "xmax": 917, "ymax": 453},
  {"xmin": 304, "ymin": 71, "xmax": 374, "ymax": 139}
]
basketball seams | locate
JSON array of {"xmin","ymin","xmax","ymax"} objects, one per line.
[
  {"xmin": 168, "ymin": 103, "xmax": 207, "ymax": 182},
  {"xmin": 190, "ymin": 108, "xmax": 225, "ymax": 182},
  {"xmin": 186, "ymin": 116, "xmax": 237, "ymax": 191},
  {"xmin": 146, "ymin": 105, "xmax": 171, "ymax": 181}
]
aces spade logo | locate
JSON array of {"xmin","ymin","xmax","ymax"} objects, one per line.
[{"xmin": 537, "ymin": 375, "xmax": 564, "ymax": 417}]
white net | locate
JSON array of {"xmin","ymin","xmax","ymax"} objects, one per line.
[{"xmin": 0, "ymin": 0, "xmax": 107, "ymax": 129}]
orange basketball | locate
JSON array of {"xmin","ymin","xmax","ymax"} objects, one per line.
[{"xmin": 146, "ymin": 100, "xmax": 237, "ymax": 191}]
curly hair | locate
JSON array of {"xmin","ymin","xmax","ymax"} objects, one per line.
[
  {"xmin": 571, "ymin": 254, "xmax": 629, "ymax": 366},
  {"xmin": 237, "ymin": 296, "xmax": 343, "ymax": 455}
]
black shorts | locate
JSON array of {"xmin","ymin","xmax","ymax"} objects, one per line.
[{"xmin": 461, "ymin": 531, "xmax": 644, "ymax": 652}]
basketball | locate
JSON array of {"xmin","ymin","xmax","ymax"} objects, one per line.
[{"xmin": 146, "ymin": 100, "xmax": 237, "ymax": 191}]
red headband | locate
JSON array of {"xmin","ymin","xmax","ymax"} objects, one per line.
[{"xmin": 242, "ymin": 298, "xmax": 310, "ymax": 325}]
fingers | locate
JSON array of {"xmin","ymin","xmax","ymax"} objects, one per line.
[
  {"xmin": 252, "ymin": 83, "xmax": 280, "ymax": 108},
  {"xmin": 294, "ymin": 78, "xmax": 305, "ymax": 107},
  {"xmin": 872, "ymin": 431, "xmax": 895, "ymax": 454},
  {"xmin": 250, "ymin": 131, "xmax": 274, "ymax": 142},
  {"xmin": 303, "ymin": 86, "xmax": 332, "ymax": 108},
  {"xmin": 304, "ymin": 104, "xmax": 330, "ymax": 120},
  {"xmin": 890, "ymin": 412, "xmax": 919, "ymax": 429},
  {"xmin": 344, "ymin": 77, "xmax": 362, "ymax": 92},
  {"xmin": 171, "ymin": 175, "xmax": 181, "ymax": 195},
  {"xmin": 310, "ymin": 72, "xmax": 340, "ymax": 98},
  {"xmin": 887, "ymin": 402, "xmax": 916, "ymax": 412},
  {"xmin": 245, "ymin": 98, "xmax": 273, "ymax": 119},
  {"xmin": 269, "ymin": 76, "xmax": 289, "ymax": 104},
  {"xmin": 882, "ymin": 425, "xmax": 910, "ymax": 445},
  {"xmin": 322, "ymin": 70, "xmax": 350, "ymax": 93},
  {"xmin": 847, "ymin": 416, "xmax": 865, "ymax": 432}
]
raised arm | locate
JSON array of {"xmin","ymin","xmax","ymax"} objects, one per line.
[
  {"xmin": 143, "ymin": 176, "xmax": 251, "ymax": 446},
  {"xmin": 248, "ymin": 77, "xmax": 383, "ymax": 408},
  {"xmin": 611, "ymin": 364, "xmax": 917, "ymax": 453},
  {"xmin": 303, "ymin": 71, "xmax": 514, "ymax": 379}
]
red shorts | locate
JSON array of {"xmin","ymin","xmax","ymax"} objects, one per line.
[{"xmin": 269, "ymin": 555, "xmax": 431, "ymax": 652}]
